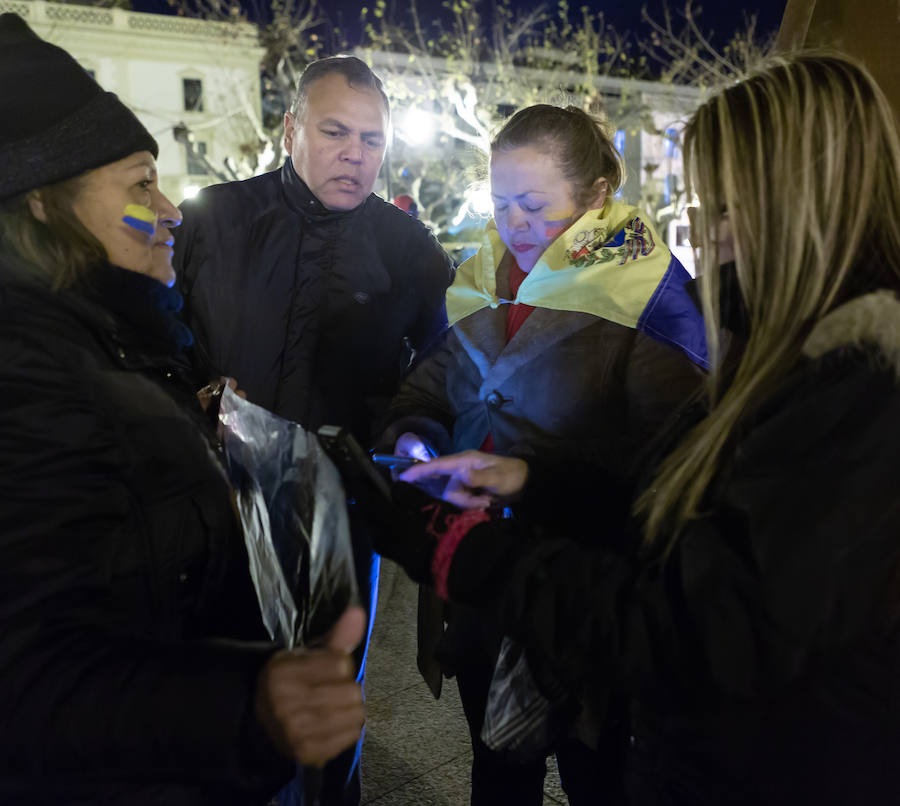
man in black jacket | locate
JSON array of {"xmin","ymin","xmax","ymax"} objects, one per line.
[
  {"xmin": 174, "ymin": 56, "xmax": 455, "ymax": 805},
  {"xmin": 175, "ymin": 56, "xmax": 453, "ymax": 444}
]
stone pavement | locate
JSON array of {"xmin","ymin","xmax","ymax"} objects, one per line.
[{"xmin": 360, "ymin": 560, "xmax": 567, "ymax": 805}]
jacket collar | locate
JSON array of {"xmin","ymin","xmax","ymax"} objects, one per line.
[
  {"xmin": 687, "ymin": 271, "xmax": 900, "ymax": 373},
  {"xmin": 2, "ymin": 261, "xmax": 193, "ymax": 361},
  {"xmin": 280, "ymin": 158, "xmax": 370, "ymax": 221},
  {"xmin": 803, "ymin": 290, "xmax": 900, "ymax": 376},
  {"xmin": 80, "ymin": 262, "xmax": 193, "ymax": 355},
  {"xmin": 454, "ymin": 305, "xmax": 600, "ymax": 388}
]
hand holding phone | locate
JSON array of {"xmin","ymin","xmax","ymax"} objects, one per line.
[
  {"xmin": 317, "ymin": 427, "xmax": 451, "ymax": 505},
  {"xmin": 370, "ymin": 453, "xmax": 420, "ymax": 471},
  {"xmin": 399, "ymin": 450, "xmax": 528, "ymax": 509},
  {"xmin": 317, "ymin": 426, "xmax": 392, "ymax": 502}
]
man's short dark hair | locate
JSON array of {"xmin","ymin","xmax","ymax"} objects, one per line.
[{"xmin": 289, "ymin": 56, "xmax": 390, "ymax": 120}]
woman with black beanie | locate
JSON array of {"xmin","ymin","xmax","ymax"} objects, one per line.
[{"xmin": 0, "ymin": 14, "xmax": 365, "ymax": 804}]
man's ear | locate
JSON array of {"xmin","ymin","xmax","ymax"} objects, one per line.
[
  {"xmin": 283, "ymin": 112, "xmax": 295, "ymax": 155},
  {"xmin": 27, "ymin": 191, "xmax": 48, "ymax": 223},
  {"xmin": 586, "ymin": 177, "xmax": 609, "ymax": 210}
]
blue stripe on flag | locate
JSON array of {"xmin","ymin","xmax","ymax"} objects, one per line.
[
  {"xmin": 607, "ymin": 227, "xmax": 627, "ymax": 248},
  {"xmin": 638, "ymin": 255, "xmax": 709, "ymax": 368}
]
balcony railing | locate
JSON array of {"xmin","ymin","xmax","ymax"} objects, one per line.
[{"xmin": 0, "ymin": 0, "xmax": 259, "ymax": 46}]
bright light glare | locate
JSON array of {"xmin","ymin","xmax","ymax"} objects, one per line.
[
  {"xmin": 467, "ymin": 183, "xmax": 493, "ymax": 217},
  {"xmin": 452, "ymin": 183, "xmax": 493, "ymax": 227},
  {"xmin": 255, "ymin": 142, "xmax": 276, "ymax": 176},
  {"xmin": 400, "ymin": 108, "xmax": 436, "ymax": 146},
  {"xmin": 183, "ymin": 184, "xmax": 200, "ymax": 200}
]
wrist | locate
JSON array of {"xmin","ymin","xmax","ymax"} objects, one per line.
[
  {"xmin": 429, "ymin": 508, "xmax": 492, "ymax": 598},
  {"xmin": 388, "ymin": 483, "xmax": 490, "ymax": 592}
]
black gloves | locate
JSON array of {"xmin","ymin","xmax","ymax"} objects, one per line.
[
  {"xmin": 354, "ymin": 479, "xmax": 508, "ymax": 602},
  {"xmin": 350, "ymin": 479, "xmax": 451, "ymax": 585}
]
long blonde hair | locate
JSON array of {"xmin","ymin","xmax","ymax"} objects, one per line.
[{"xmin": 639, "ymin": 52, "xmax": 900, "ymax": 549}]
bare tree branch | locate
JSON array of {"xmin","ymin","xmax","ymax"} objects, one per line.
[{"xmin": 640, "ymin": 0, "xmax": 773, "ymax": 86}]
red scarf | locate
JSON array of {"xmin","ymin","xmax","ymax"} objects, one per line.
[{"xmin": 480, "ymin": 259, "xmax": 536, "ymax": 453}]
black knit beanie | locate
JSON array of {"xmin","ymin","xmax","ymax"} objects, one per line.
[{"xmin": 0, "ymin": 13, "xmax": 158, "ymax": 202}]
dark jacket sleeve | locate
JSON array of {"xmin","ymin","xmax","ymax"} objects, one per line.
[
  {"xmin": 173, "ymin": 199, "xmax": 194, "ymax": 290},
  {"xmin": 434, "ymin": 353, "xmax": 900, "ymax": 706},
  {"xmin": 373, "ymin": 216, "xmax": 456, "ymax": 452},
  {"xmin": 624, "ymin": 331, "xmax": 704, "ymax": 462},
  {"xmin": 173, "ymin": 196, "xmax": 221, "ymax": 387},
  {"xmin": 375, "ymin": 328, "xmax": 459, "ymax": 454},
  {"xmin": 0, "ymin": 341, "xmax": 285, "ymax": 789},
  {"xmin": 401, "ymin": 219, "xmax": 455, "ymax": 357}
]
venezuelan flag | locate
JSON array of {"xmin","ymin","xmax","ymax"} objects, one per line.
[{"xmin": 447, "ymin": 200, "xmax": 708, "ymax": 368}]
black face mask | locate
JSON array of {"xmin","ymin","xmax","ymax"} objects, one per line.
[
  {"xmin": 717, "ymin": 261, "xmax": 750, "ymax": 340},
  {"xmin": 685, "ymin": 261, "xmax": 750, "ymax": 340}
]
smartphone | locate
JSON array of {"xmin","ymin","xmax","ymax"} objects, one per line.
[
  {"xmin": 370, "ymin": 453, "xmax": 420, "ymax": 470},
  {"xmin": 317, "ymin": 425, "xmax": 392, "ymax": 501}
]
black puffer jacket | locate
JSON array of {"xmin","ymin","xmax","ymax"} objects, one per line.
[
  {"xmin": 175, "ymin": 160, "xmax": 455, "ymax": 443},
  {"xmin": 380, "ymin": 289, "xmax": 900, "ymax": 804},
  {"xmin": 0, "ymin": 266, "xmax": 290, "ymax": 805}
]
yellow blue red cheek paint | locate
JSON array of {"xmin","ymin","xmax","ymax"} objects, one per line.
[
  {"xmin": 122, "ymin": 203, "xmax": 155, "ymax": 235},
  {"xmin": 543, "ymin": 208, "xmax": 575, "ymax": 240}
]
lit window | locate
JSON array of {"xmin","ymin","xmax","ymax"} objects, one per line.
[{"xmin": 183, "ymin": 78, "xmax": 204, "ymax": 113}]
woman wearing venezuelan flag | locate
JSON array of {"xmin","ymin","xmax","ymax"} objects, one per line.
[
  {"xmin": 374, "ymin": 53, "xmax": 900, "ymax": 805},
  {"xmin": 380, "ymin": 104, "xmax": 707, "ymax": 805}
]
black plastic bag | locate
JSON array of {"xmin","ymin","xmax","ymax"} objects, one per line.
[{"xmin": 218, "ymin": 386, "xmax": 359, "ymax": 648}]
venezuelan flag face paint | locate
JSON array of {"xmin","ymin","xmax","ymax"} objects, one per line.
[
  {"xmin": 543, "ymin": 210, "xmax": 576, "ymax": 241},
  {"xmin": 71, "ymin": 150, "xmax": 182, "ymax": 287},
  {"xmin": 490, "ymin": 146, "xmax": 580, "ymax": 273}
]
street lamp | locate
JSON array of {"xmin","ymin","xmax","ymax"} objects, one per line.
[{"xmin": 398, "ymin": 107, "xmax": 437, "ymax": 147}]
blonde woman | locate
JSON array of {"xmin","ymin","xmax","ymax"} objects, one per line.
[{"xmin": 374, "ymin": 53, "xmax": 900, "ymax": 804}]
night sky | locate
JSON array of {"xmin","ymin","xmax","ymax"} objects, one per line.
[{"xmin": 131, "ymin": 0, "xmax": 789, "ymax": 52}]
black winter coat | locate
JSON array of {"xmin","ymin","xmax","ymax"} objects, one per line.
[
  {"xmin": 381, "ymin": 300, "xmax": 702, "ymax": 478},
  {"xmin": 392, "ymin": 290, "xmax": 900, "ymax": 804},
  {"xmin": 379, "ymin": 250, "xmax": 702, "ymax": 701},
  {"xmin": 0, "ymin": 266, "xmax": 290, "ymax": 805},
  {"xmin": 174, "ymin": 160, "xmax": 455, "ymax": 444}
]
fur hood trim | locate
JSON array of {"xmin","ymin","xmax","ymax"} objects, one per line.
[{"xmin": 803, "ymin": 290, "xmax": 900, "ymax": 376}]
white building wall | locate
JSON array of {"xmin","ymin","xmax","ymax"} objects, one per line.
[{"xmin": 0, "ymin": 0, "xmax": 265, "ymax": 202}]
